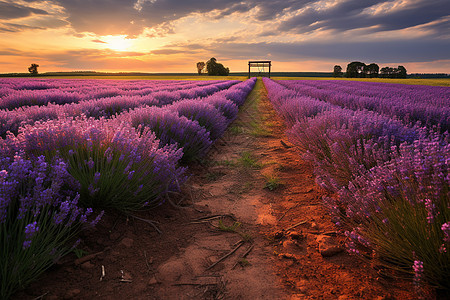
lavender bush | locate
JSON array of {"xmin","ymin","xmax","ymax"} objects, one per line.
[
  {"xmin": 263, "ymin": 77, "xmax": 449, "ymax": 290},
  {"xmin": 16, "ymin": 117, "xmax": 186, "ymax": 212},
  {"xmin": 279, "ymin": 80, "xmax": 450, "ymax": 131},
  {"xmin": 0, "ymin": 154, "xmax": 102, "ymax": 299},
  {"xmin": 0, "ymin": 79, "xmax": 243, "ymax": 136},
  {"xmin": 287, "ymin": 105, "xmax": 420, "ymax": 191},
  {"xmin": 203, "ymin": 96, "xmax": 239, "ymax": 123},
  {"xmin": 332, "ymin": 135, "xmax": 449, "ymax": 290},
  {"xmin": 124, "ymin": 106, "xmax": 213, "ymax": 162},
  {"xmin": 167, "ymin": 100, "xmax": 228, "ymax": 140},
  {"xmin": 0, "ymin": 78, "xmax": 239, "ymax": 110}
]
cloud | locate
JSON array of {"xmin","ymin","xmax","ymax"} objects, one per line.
[
  {"xmin": 26, "ymin": 47, "xmax": 190, "ymax": 71},
  {"xmin": 167, "ymin": 38, "xmax": 450, "ymax": 63},
  {"xmin": 41, "ymin": 0, "xmax": 315, "ymax": 36},
  {"xmin": 0, "ymin": 1, "xmax": 49, "ymax": 20},
  {"xmin": 3, "ymin": 1, "xmax": 448, "ymax": 40},
  {"xmin": 279, "ymin": 0, "xmax": 450, "ymax": 35},
  {"xmin": 1, "ymin": 0, "xmax": 448, "ymax": 73},
  {"xmin": 91, "ymin": 39, "xmax": 107, "ymax": 44},
  {"xmin": 150, "ymin": 48, "xmax": 189, "ymax": 55},
  {"xmin": 0, "ymin": 48, "xmax": 25, "ymax": 56},
  {"xmin": 0, "ymin": 22, "xmax": 44, "ymax": 32}
]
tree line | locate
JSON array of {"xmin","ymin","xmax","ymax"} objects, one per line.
[
  {"xmin": 333, "ymin": 62, "xmax": 407, "ymax": 78},
  {"xmin": 196, "ymin": 57, "xmax": 229, "ymax": 76}
]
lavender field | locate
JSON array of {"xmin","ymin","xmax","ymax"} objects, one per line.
[
  {"xmin": 1, "ymin": 76, "xmax": 448, "ymax": 298},
  {"xmin": 263, "ymin": 78, "xmax": 449, "ymax": 291},
  {"xmin": 0, "ymin": 77, "xmax": 256, "ymax": 299}
]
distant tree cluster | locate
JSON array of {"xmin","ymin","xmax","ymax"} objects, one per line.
[
  {"xmin": 333, "ymin": 62, "xmax": 407, "ymax": 78},
  {"xmin": 379, "ymin": 66, "xmax": 407, "ymax": 78},
  {"xmin": 409, "ymin": 73, "xmax": 450, "ymax": 79},
  {"xmin": 333, "ymin": 65, "xmax": 343, "ymax": 77},
  {"xmin": 196, "ymin": 58, "xmax": 229, "ymax": 76},
  {"xmin": 28, "ymin": 63, "xmax": 39, "ymax": 75},
  {"xmin": 345, "ymin": 61, "xmax": 380, "ymax": 78}
]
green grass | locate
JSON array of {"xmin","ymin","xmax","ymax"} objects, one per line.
[
  {"xmin": 216, "ymin": 220, "xmax": 253, "ymax": 242},
  {"xmin": 217, "ymin": 220, "xmax": 241, "ymax": 232},
  {"xmin": 263, "ymin": 173, "xmax": 283, "ymax": 191},
  {"xmin": 73, "ymin": 248, "xmax": 89, "ymax": 259},
  {"xmin": 229, "ymin": 125, "xmax": 244, "ymax": 135},
  {"xmin": 239, "ymin": 152, "xmax": 262, "ymax": 169}
]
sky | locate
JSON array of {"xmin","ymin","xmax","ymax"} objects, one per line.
[{"xmin": 0, "ymin": 0, "xmax": 449, "ymax": 73}]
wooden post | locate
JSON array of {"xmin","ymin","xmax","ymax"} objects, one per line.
[{"xmin": 248, "ymin": 61, "xmax": 271, "ymax": 78}]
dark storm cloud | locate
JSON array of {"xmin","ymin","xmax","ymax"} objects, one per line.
[
  {"xmin": 279, "ymin": 0, "xmax": 450, "ymax": 35},
  {"xmin": 0, "ymin": 1, "xmax": 48, "ymax": 20}
]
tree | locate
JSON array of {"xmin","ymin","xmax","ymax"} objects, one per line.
[
  {"xmin": 364, "ymin": 63, "xmax": 379, "ymax": 78},
  {"xmin": 380, "ymin": 66, "xmax": 407, "ymax": 78},
  {"xmin": 28, "ymin": 63, "xmax": 39, "ymax": 75},
  {"xmin": 380, "ymin": 67, "xmax": 393, "ymax": 78},
  {"xmin": 397, "ymin": 65, "xmax": 407, "ymax": 78},
  {"xmin": 196, "ymin": 62, "xmax": 205, "ymax": 75},
  {"xmin": 346, "ymin": 61, "xmax": 366, "ymax": 78},
  {"xmin": 206, "ymin": 57, "xmax": 229, "ymax": 76},
  {"xmin": 333, "ymin": 65, "xmax": 343, "ymax": 77}
]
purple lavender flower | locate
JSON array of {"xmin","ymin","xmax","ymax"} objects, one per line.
[
  {"xmin": 89, "ymin": 210, "xmax": 104, "ymax": 227},
  {"xmin": 79, "ymin": 207, "xmax": 93, "ymax": 224},
  {"xmin": 424, "ymin": 199, "xmax": 436, "ymax": 223},
  {"xmin": 122, "ymin": 106, "xmax": 213, "ymax": 162},
  {"xmin": 23, "ymin": 221, "xmax": 39, "ymax": 249},
  {"xmin": 53, "ymin": 201, "xmax": 71, "ymax": 225},
  {"xmin": 412, "ymin": 260, "xmax": 424, "ymax": 286},
  {"xmin": 442, "ymin": 222, "xmax": 450, "ymax": 242},
  {"xmin": 167, "ymin": 99, "xmax": 228, "ymax": 140},
  {"xmin": 94, "ymin": 172, "xmax": 101, "ymax": 184}
]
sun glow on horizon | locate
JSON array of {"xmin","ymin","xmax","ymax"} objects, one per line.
[{"xmin": 101, "ymin": 35, "xmax": 134, "ymax": 51}]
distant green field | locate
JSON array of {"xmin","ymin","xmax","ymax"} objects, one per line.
[{"xmin": 271, "ymin": 76, "xmax": 450, "ymax": 87}]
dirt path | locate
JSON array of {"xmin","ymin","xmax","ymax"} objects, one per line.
[{"xmin": 16, "ymin": 79, "xmax": 414, "ymax": 300}]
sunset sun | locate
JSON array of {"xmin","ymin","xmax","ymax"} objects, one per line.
[{"xmin": 103, "ymin": 35, "xmax": 133, "ymax": 51}]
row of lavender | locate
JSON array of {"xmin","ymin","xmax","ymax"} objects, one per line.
[
  {"xmin": 0, "ymin": 79, "xmax": 240, "ymax": 137},
  {"xmin": 0, "ymin": 78, "xmax": 237, "ymax": 108},
  {"xmin": 0, "ymin": 77, "xmax": 256, "ymax": 299},
  {"xmin": 279, "ymin": 80, "xmax": 450, "ymax": 132},
  {"xmin": 263, "ymin": 78, "xmax": 449, "ymax": 291}
]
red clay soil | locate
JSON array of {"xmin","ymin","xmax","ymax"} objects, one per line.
[{"xmin": 14, "ymin": 79, "xmax": 418, "ymax": 299}]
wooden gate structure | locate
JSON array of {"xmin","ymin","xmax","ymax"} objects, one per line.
[{"xmin": 248, "ymin": 61, "xmax": 271, "ymax": 78}]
